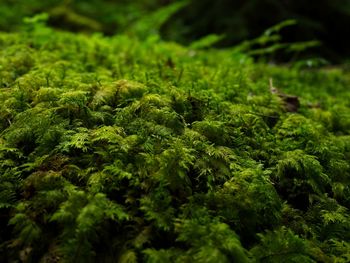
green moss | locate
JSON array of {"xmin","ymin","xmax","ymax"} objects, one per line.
[{"xmin": 0, "ymin": 24, "xmax": 349, "ymax": 263}]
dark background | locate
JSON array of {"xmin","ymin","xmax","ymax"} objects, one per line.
[
  {"xmin": 162, "ymin": 0, "xmax": 350, "ymax": 62},
  {"xmin": 1, "ymin": 0, "xmax": 350, "ymax": 62}
]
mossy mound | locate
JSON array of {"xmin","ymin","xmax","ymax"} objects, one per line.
[{"xmin": 0, "ymin": 23, "xmax": 350, "ymax": 262}]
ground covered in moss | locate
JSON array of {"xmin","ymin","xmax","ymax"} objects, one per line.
[{"xmin": 0, "ymin": 19, "xmax": 350, "ymax": 263}]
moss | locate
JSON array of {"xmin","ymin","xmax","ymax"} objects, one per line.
[{"xmin": 0, "ymin": 24, "xmax": 349, "ymax": 263}]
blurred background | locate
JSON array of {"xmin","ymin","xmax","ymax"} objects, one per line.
[{"xmin": 1, "ymin": 0, "xmax": 350, "ymax": 63}]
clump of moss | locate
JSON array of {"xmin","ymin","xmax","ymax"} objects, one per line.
[{"xmin": 0, "ymin": 20, "xmax": 349, "ymax": 263}]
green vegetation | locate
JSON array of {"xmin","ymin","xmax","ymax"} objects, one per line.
[
  {"xmin": 0, "ymin": 13, "xmax": 350, "ymax": 263},
  {"xmin": 1, "ymin": 0, "xmax": 350, "ymax": 61}
]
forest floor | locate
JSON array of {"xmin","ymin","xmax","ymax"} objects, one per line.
[{"xmin": 0, "ymin": 21, "xmax": 350, "ymax": 262}]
